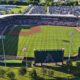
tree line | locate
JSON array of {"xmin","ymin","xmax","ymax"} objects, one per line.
[{"xmin": 0, "ymin": 0, "xmax": 79, "ymax": 6}]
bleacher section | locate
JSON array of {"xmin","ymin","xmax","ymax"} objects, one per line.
[
  {"xmin": 29, "ymin": 6, "xmax": 46, "ymax": 14},
  {"xmin": 27, "ymin": 6, "xmax": 80, "ymax": 16},
  {"xmin": 49, "ymin": 6, "xmax": 80, "ymax": 15}
]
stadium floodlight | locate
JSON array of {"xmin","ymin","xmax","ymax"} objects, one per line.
[
  {"xmin": 22, "ymin": 46, "xmax": 27, "ymax": 67},
  {"xmin": 69, "ymin": 31, "xmax": 74, "ymax": 60},
  {"xmin": 67, "ymin": 31, "xmax": 74, "ymax": 73},
  {"xmin": 1, "ymin": 35, "xmax": 6, "ymax": 67}
]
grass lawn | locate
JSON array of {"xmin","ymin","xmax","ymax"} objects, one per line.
[
  {"xmin": 0, "ymin": 61, "xmax": 79, "ymax": 80},
  {"xmin": 0, "ymin": 60, "xmax": 79, "ymax": 80},
  {"xmin": 9, "ymin": 6, "xmax": 28, "ymax": 14},
  {"xmin": 0, "ymin": 25, "xmax": 80, "ymax": 57},
  {"xmin": 18, "ymin": 26, "xmax": 80, "ymax": 57},
  {"xmin": 2, "ymin": 60, "xmax": 22, "ymax": 63}
]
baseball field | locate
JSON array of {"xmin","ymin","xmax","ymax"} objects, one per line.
[{"xmin": 0, "ymin": 25, "xmax": 80, "ymax": 57}]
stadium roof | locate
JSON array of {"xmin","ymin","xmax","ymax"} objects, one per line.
[{"xmin": 0, "ymin": 14, "xmax": 80, "ymax": 19}]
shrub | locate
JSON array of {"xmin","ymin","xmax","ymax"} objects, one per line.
[
  {"xmin": 30, "ymin": 69, "xmax": 37, "ymax": 80},
  {"xmin": 48, "ymin": 69, "xmax": 54, "ymax": 77},
  {"xmin": 7, "ymin": 71, "xmax": 15, "ymax": 80},
  {"xmin": 27, "ymin": 61, "xmax": 32, "ymax": 67},
  {"xmin": 19, "ymin": 67, "xmax": 27, "ymax": 76},
  {"xmin": 41, "ymin": 68, "xmax": 47, "ymax": 75},
  {"xmin": 0, "ymin": 69, "xmax": 6, "ymax": 78}
]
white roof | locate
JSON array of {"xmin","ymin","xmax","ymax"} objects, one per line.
[
  {"xmin": 0, "ymin": 14, "xmax": 79, "ymax": 19},
  {"xmin": 0, "ymin": 14, "xmax": 21, "ymax": 18}
]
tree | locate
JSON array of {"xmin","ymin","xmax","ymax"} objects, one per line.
[
  {"xmin": 41, "ymin": 68, "xmax": 47, "ymax": 76},
  {"xmin": 19, "ymin": 67, "xmax": 27, "ymax": 76},
  {"xmin": 29, "ymin": 0, "xmax": 34, "ymax": 4},
  {"xmin": 13, "ymin": 0, "xmax": 19, "ymax": 4},
  {"xmin": 7, "ymin": 71, "xmax": 15, "ymax": 80},
  {"xmin": 0, "ymin": 69, "xmax": 6, "ymax": 78},
  {"xmin": 48, "ymin": 69, "xmax": 54, "ymax": 77},
  {"xmin": 28, "ymin": 0, "xmax": 40, "ymax": 4},
  {"xmin": 44, "ymin": 0, "xmax": 53, "ymax": 13},
  {"xmin": 11, "ymin": 11, "xmax": 14, "ymax": 14},
  {"xmin": 45, "ymin": 0, "xmax": 53, "ymax": 6},
  {"xmin": 19, "ymin": 10, "xmax": 22, "ymax": 13},
  {"xmin": 30, "ymin": 69, "xmax": 38, "ymax": 80}
]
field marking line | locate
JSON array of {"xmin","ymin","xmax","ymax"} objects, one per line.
[{"xmin": 74, "ymin": 27, "xmax": 80, "ymax": 32}]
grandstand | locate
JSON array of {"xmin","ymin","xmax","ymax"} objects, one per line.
[
  {"xmin": 24, "ymin": 5, "xmax": 80, "ymax": 16},
  {"xmin": 29, "ymin": 6, "xmax": 46, "ymax": 14}
]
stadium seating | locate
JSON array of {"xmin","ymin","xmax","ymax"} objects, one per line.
[
  {"xmin": 29, "ymin": 6, "xmax": 46, "ymax": 14},
  {"xmin": 28, "ymin": 5, "xmax": 80, "ymax": 15},
  {"xmin": 49, "ymin": 6, "xmax": 80, "ymax": 15}
]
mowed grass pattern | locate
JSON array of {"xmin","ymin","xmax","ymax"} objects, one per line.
[{"xmin": 17, "ymin": 26, "xmax": 80, "ymax": 57}]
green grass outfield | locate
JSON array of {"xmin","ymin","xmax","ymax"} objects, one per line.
[{"xmin": 0, "ymin": 25, "xmax": 80, "ymax": 57}]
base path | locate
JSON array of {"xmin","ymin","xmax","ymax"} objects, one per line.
[{"xmin": 75, "ymin": 27, "xmax": 80, "ymax": 32}]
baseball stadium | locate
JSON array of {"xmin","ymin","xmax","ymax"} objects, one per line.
[{"xmin": 0, "ymin": 0, "xmax": 80, "ymax": 80}]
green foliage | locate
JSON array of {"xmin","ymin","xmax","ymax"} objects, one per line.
[
  {"xmin": 27, "ymin": 61, "xmax": 32, "ymax": 67},
  {"xmin": 7, "ymin": 71, "xmax": 15, "ymax": 80},
  {"xmin": 0, "ymin": 68, "xmax": 6, "ymax": 78},
  {"xmin": 76, "ymin": 61, "xmax": 80, "ymax": 69},
  {"xmin": 0, "ymin": 0, "xmax": 79, "ymax": 6},
  {"xmin": 19, "ymin": 67, "xmax": 27, "ymax": 76},
  {"xmin": 19, "ymin": 10, "xmax": 22, "ymax": 13},
  {"xmin": 0, "ymin": 65, "xmax": 77, "ymax": 80},
  {"xmin": 67, "ymin": 60, "xmax": 73, "ymax": 67},
  {"xmin": 10, "ymin": 6, "xmax": 28, "ymax": 14},
  {"xmin": 48, "ymin": 69, "xmax": 54, "ymax": 77},
  {"xmin": 41, "ymin": 68, "xmax": 47, "ymax": 75},
  {"xmin": 28, "ymin": 0, "xmax": 39, "ymax": 4},
  {"xmin": 30, "ymin": 69, "xmax": 37, "ymax": 80}
]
